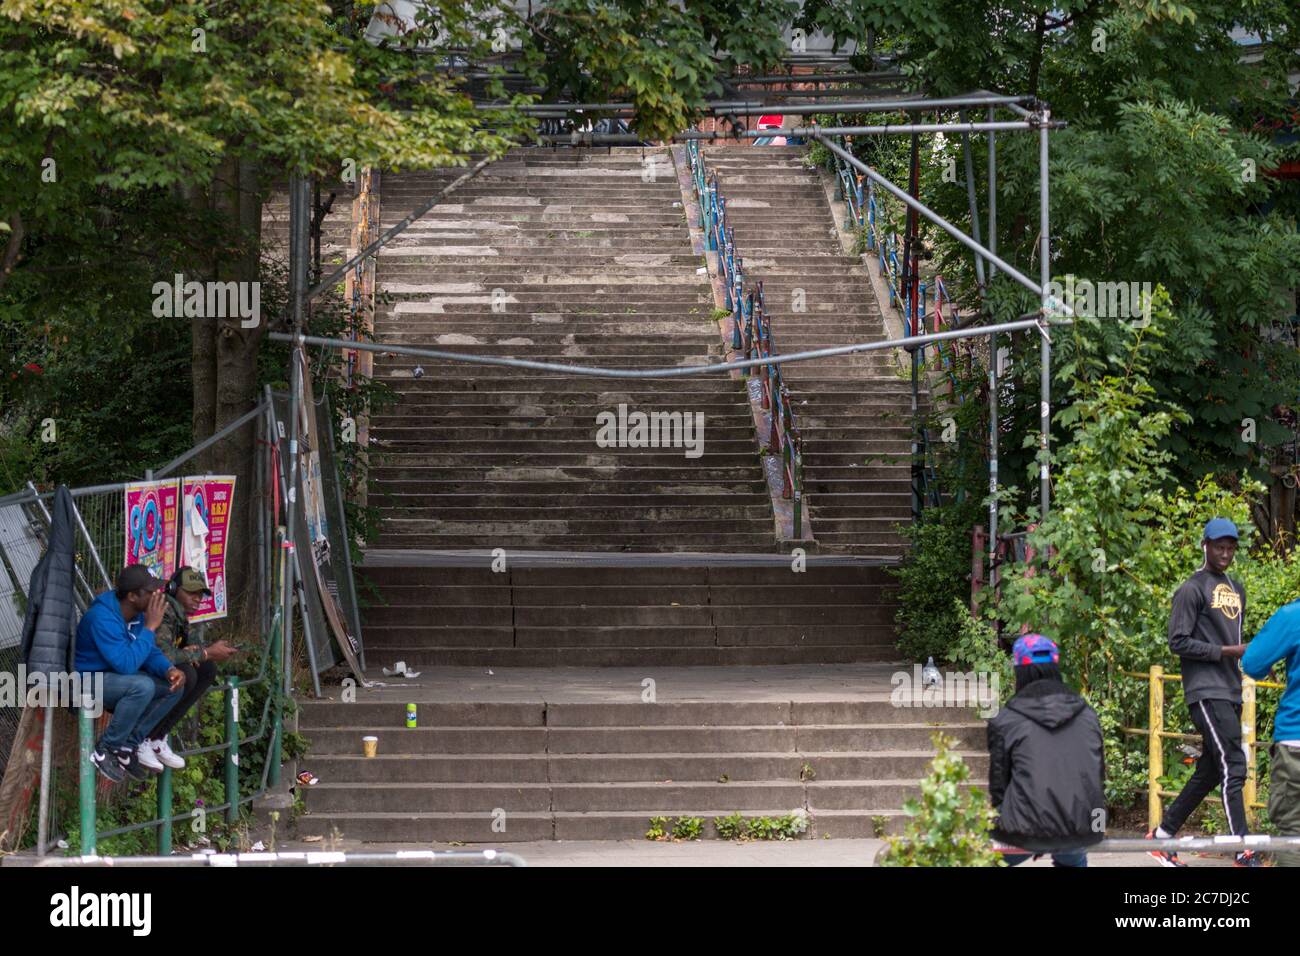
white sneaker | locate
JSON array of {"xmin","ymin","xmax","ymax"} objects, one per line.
[
  {"xmin": 151, "ymin": 736, "xmax": 186, "ymax": 770},
  {"xmin": 136, "ymin": 740, "xmax": 165, "ymax": 772}
]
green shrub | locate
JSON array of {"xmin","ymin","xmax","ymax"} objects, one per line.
[
  {"xmin": 891, "ymin": 499, "xmax": 982, "ymax": 663},
  {"xmin": 878, "ymin": 732, "xmax": 1001, "ymax": 867}
]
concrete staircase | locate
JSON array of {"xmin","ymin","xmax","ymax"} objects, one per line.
[
  {"xmin": 703, "ymin": 147, "xmax": 915, "ymax": 558},
  {"xmin": 271, "ymin": 148, "xmax": 991, "ymax": 846},
  {"xmin": 369, "ymin": 148, "xmax": 775, "ymax": 552},
  {"xmin": 298, "ymin": 696, "xmax": 987, "ymax": 842}
]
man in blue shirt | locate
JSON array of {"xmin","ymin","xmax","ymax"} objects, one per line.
[
  {"xmin": 1242, "ymin": 597, "xmax": 1300, "ymax": 867},
  {"xmin": 76, "ymin": 564, "xmax": 185, "ymax": 783}
]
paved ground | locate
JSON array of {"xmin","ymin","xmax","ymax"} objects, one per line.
[{"xmin": 269, "ymin": 834, "xmax": 1234, "ymax": 867}]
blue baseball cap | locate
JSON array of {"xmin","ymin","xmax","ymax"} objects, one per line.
[
  {"xmin": 1012, "ymin": 634, "xmax": 1060, "ymax": 666},
  {"xmin": 1202, "ymin": 518, "xmax": 1239, "ymax": 542}
]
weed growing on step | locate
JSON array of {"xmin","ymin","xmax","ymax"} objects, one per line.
[
  {"xmin": 671, "ymin": 816, "xmax": 704, "ymax": 841},
  {"xmin": 799, "ymin": 762, "xmax": 816, "ymax": 781},
  {"xmin": 872, "ymin": 815, "xmax": 889, "ymax": 838},
  {"xmin": 714, "ymin": 812, "xmax": 745, "ymax": 840},
  {"xmin": 645, "ymin": 816, "xmax": 703, "ymax": 841},
  {"xmin": 711, "ymin": 811, "xmax": 810, "ymax": 842},
  {"xmin": 710, "ymin": 307, "xmax": 730, "ymax": 322}
]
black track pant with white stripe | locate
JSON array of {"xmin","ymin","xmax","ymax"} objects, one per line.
[{"xmin": 1160, "ymin": 699, "xmax": 1249, "ymax": 837}]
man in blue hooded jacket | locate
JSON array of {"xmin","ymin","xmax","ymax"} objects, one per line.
[{"xmin": 76, "ymin": 564, "xmax": 185, "ymax": 783}]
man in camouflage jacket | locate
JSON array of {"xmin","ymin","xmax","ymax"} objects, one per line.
[{"xmin": 140, "ymin": 567, "xmax": 236, "ymax": 769}]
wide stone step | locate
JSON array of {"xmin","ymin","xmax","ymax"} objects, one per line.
[
  {"xmin": 299, "ymin": 751, "xmax": 988, "ymax": 784},
  {"xmin": 370, "ymin": 534, "xmax": 780, "ymax": 552},
  {"xmin": 301, "ymin": 723, "xmax": 984, "ymax": 756},
  {"xmin": 361, "ymin": 645, "xmax": 900, "ymax": 666}
]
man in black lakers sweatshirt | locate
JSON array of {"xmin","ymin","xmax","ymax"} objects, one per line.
[{"xmin": 1147, "ymin": 518, "xmax": 1259, "ymax": 867}]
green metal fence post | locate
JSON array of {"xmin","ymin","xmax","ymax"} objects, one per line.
[
  {"xmin": 157, "ymin": 767, "xmax": 173, "ymax": 854},
  {"xmin": 78, "ymin": 701, "xmax": 96, "ymax": 855},
  {"xmin": 268, "ymin": 614, "xmax": 283, "ymax": 788},
  {"xmin": 225, "ymin": 676, "xmax": 240, "ymax": 825}
]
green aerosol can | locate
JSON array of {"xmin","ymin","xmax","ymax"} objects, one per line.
[{"xmin": 406, "ymin": 703, "xmax": 417, "ymax": 728}]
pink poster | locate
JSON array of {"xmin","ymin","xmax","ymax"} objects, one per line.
[
  {"xmin": 124, "ymin": 480, "xmax": 180, "ymax": 583},
  {"xmin": 180, "ymin": 476, "xmax": 236, "ymax": 623}
]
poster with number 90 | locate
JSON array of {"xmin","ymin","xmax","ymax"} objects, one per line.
[{"xmin": 124, "ymin": 480, "xmax": 180, "ymax": 583}]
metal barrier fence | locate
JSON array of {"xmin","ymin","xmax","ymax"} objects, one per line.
[
  {"xmin": 687, "ymin": 139, "xmax": 806, "ymax": 536},
  {"xmin": 17, "ymin": 848, "xmax": 525, "ymax": 867}
]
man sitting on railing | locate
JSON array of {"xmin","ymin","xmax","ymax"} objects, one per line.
[
  {"xmin": 1243, "ymin": 597, "xmax": 1300, "ymax": 867},
  {"xmin": 987, "ymin": 635, "xmax": 1105, "ymax": 867},
  {"xmin": 137, "ymin": 567, "xmax": 238, "ymax": 771},
  {"xmin": 75, "ymin": 564, "xmax": 185, "ymax": 784}
]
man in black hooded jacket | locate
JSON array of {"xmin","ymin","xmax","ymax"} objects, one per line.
[{"xmin": 987, "ymin": 634, "xmax": 1105, "ymax": 867}]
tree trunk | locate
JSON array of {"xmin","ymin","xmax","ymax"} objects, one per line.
[{"xmin": 189, "ymin": 153, "xmax": 265, "ymax": 629}]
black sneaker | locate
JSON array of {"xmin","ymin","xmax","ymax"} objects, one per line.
[
  {"xmin": 90, "ymin": 749, "xmax": 126, "ymax": 784},
  {"xmin": 116, "ymin": 748, "xmax": 150, "ymax": 781},
  {"xmin": 1234, "ymin": 850, "xmax": 1264, "ymax": 867}
]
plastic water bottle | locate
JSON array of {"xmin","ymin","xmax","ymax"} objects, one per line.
[{"xmin": 922, "ymin": 656, "xmax": 942, "ymax": 689}]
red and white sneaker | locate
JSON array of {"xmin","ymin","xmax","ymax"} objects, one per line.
[{"xmin": 1146, "ymin": 829, "xmax": 1187, "ymax": 867}]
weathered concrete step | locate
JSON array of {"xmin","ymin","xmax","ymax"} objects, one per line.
[
  {"xmin": 376, "ymin": 255, "xmax": 707, "ymax": 266},
  {"xmin": 378, "ymin": 380, "xmax": 747, "ymax": 392},
  {"xmin": 361, "ymin": 627, "xmax": 515, "ymax": 648},
  {"xmin": 295, "ymin": 811, "xmax": 554, "ymax": 843},
  {"xmin": 294, "ymin": 809, "xmax": 903, "ymax": 843},
  {"xmin": 363, "ymin": 582, "xmax": 897, "ymax": 607},
  {"xmin": 362, "ymin": 645, "xmax": 901, "ymax": 667},
  {"xmin": 371, "ymin": 479, "xmax": 768, "ymax": 494},
  {"xmin": 370, "ymin": 450, "xmax": 763, "ymax": 464},
  {"xmin": 370, "ymin": 535, "xmax": 780, "ymax": 552},
  {"xmin": 301, "ymin": 751, "xmax": 988, "ymax": 784},
  {"xmin": 366, "ymin": 601, "xmax": 899, "ymax": 631},
  {"xmin": 373, "ymin": 469, "xmax": 763, "ymax": 484},
  {"xmin": 377, "ymin": 519, "xmax": 775, "ymax": 537},
  {"xmin": 370, "ymin": 429, "xmax": 757, "ymax": 444},
  {"xmin": 304, "ymin": 782, "xmax": 553, "ymax": 813},
  {"xmin": 307, "ymin": 727, "xmax": 549, "ymax": 754},
  {"xmin": 372, "ymin": 495, "xmax": 765, "ymax": 511},
  {"xmin": 362, "ymin": 565, "xmax": 897, "ymax": 586}
]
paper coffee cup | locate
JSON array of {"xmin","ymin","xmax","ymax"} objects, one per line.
[{"xmin": 362, "ymin": 735, "xmax": 378, "ymax": 758}]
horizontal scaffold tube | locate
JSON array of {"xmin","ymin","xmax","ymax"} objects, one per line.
[{"xmin": 269, "ymin": 317, "xmax": 1067, "ymax": 380}]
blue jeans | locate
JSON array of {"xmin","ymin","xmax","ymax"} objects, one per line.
[
  {"xmin": 95, "ymin": 672, "xmax": 181, "ymax": 752},
  {"xmin": 1003, "ymin": 851, "xmax": 1088, "ymax": 868}
]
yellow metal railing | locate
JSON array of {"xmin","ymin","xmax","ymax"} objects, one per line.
[{"xmin": 1122, "ymin": 665, "xmax": 1285, "ymax": 828}]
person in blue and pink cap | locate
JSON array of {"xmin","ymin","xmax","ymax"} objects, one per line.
[{"xmin": 986, "ymin": 633, "xmax": 1105, "ymax": 866}]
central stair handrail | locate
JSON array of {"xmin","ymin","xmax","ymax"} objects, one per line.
[{"xmin": 686, "ymin": 140, "xmax": 805, "ymax": 537}]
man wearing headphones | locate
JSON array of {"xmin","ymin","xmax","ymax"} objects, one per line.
[
  {"xmin": 1147, "ymin": 518, "xmax": 1259, "ymax": 867},
  {"xmin": 137, "ymin": 566, "xmax": 237, "ymax": 771}
]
